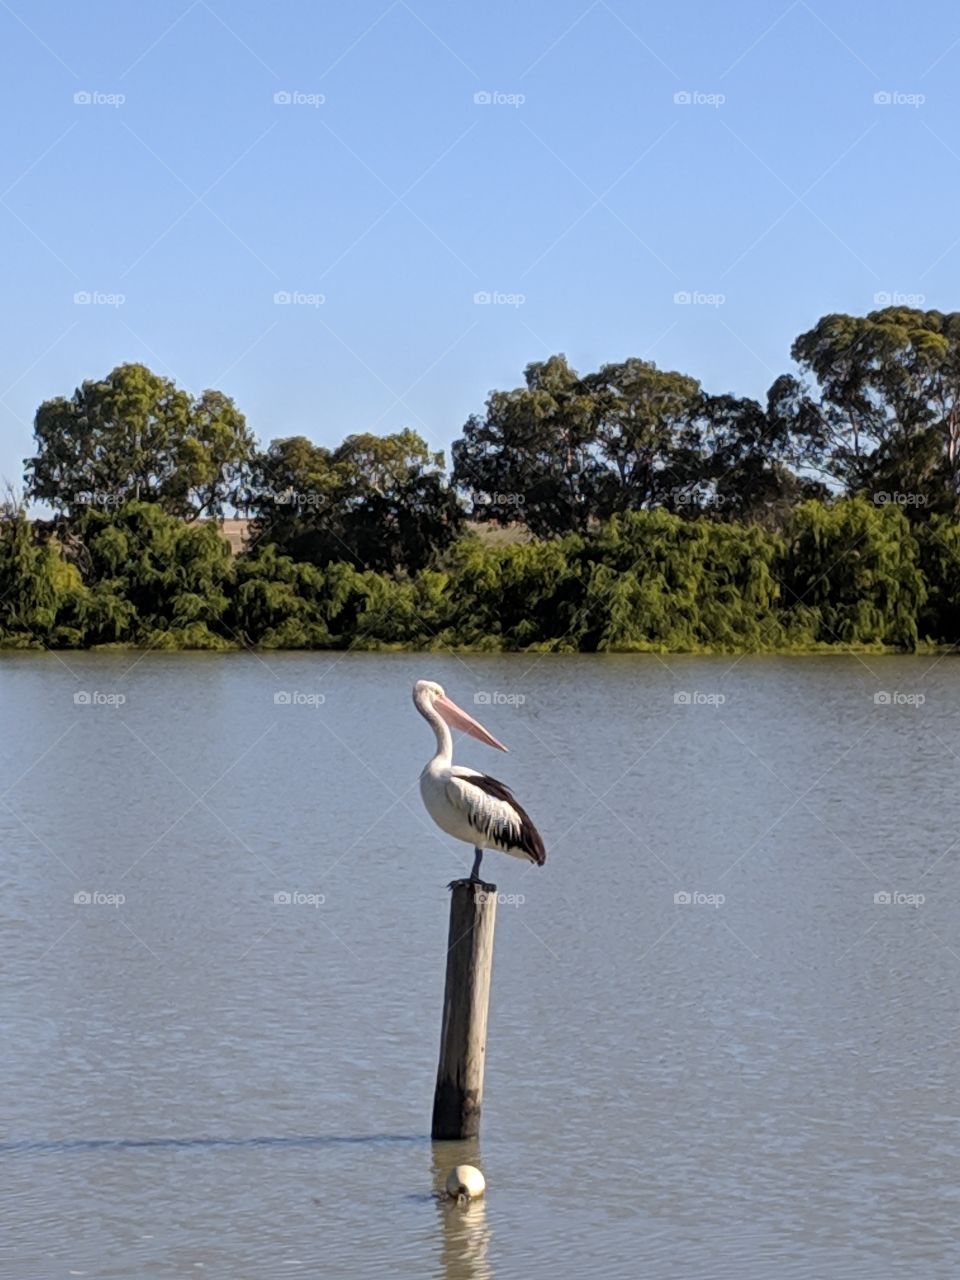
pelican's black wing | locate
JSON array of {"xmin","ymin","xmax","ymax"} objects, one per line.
[{"xmin": 462, "ymin": 773, "xmax": 546, "ymax": 866}]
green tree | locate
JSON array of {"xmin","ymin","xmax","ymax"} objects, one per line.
[
  {"xmin": 780, "ymin": 497, "xmax": 924, "ymax": 648},
  {"xmin": 250, "ymin": 429, "xmax": 462, "ymax": 573},
  {"xmin": 0, "ymin": 500, "xmax": 87, "ymax": 646},
  {"xmin": 915, "ymin": 515, "xmax": 960, "ymax": 642},
  {"xmin": 791, "ymin": 308, "xmax": 960, "ymax": 510},
  {"xmin": 584, "ymin": 358, "xmax": 701, "ymax": 513},
  {"xmin": 229, "ymin": 543, "xmax": 336, "ymax": 648},
  {"xmin": 440, "ymin": 534, "xmax": 582, "ymax": 649},
  {"xmin": 573, "ymin": 511, "xmax": 786, "ymax": 651},
  {"xmin": 73, "ymin": 501, "xmax": 233, "ymax": 647},
  {"xmin": 690, "ymin": 389, "xmax": 828, "ymax": 524},
  {"xmin": 453, "ymin": 356, "xmax": 822, "ymax": 533},
  {"xmin": 452, "ymin": 355, "xmax": 605, "ymax": 536},
  {"xmin": 26, "ymin": 364, "xmax": 255, "ymax": 519}
]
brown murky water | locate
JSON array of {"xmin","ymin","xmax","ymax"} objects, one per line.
[{"xmin": 2, "ymin": 650, "xmax": 958, "ymax": 1278}]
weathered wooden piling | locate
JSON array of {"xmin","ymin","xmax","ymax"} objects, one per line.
[{"xmin": 431, "ymin": 879, "xmax": 498, "ymax": 1140}]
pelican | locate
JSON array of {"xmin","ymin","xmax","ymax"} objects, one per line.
[{"xmin": 413, "ymin": 679, "xmax": 546, "ymax": 885}]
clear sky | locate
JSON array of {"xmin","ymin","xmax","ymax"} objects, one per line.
[{"xmin": 2, "ymin": 0, "xmax": 957, "ymax": 495}]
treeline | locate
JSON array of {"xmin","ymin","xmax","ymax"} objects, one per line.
[
  {"xmin": 0, "ymin": 496, "xmax": 954, "ymax": 651},
  {"xmin": 3, "ymin": 304, "xmax": 960, "ymax": 651}
]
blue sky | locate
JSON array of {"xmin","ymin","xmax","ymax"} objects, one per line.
[{"xmin": 1, "ymin": 0, "xmax": 958, "ymax": 496}]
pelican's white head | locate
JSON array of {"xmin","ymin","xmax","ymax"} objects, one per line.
[
  {"xmin": 413, "ymin": 678, "xmax": 445, "ymax": 705},
  {"xmin": 413, "ymin": 679, "xmax": 508, "ymax": 752}
]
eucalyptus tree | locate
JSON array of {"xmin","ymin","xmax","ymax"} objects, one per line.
[
  {"xmin": 250, "ymin": 429, "xmax": 462, "ymax": 573},
  {"xmin": 585, "ymin": 357, "xmax": 701, "ymax": 513},
  {"xmin": 790, "ymin": 307, "xmax": 960, "ymax": 510},
  {"xmin": 26, "ymin": 364, "xmax": 255, "ymax": 520},
  {"xmin": 452, "ymin": 355, "xmax": 605, "ymax": 536},
  {"xmin": 689, "ymin": 387, "xmax": 828, "ymax": 524}
]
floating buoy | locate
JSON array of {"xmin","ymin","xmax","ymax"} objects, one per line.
[{"xmin": 445, "ymin": 1164, "xmax": 485, "ymax": 1200}]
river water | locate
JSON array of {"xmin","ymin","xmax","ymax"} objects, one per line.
[{"xmin": 2, "ymin": 650, "xmax": 958, "ymax": 1278}]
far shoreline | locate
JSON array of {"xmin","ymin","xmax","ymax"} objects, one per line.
[{"xmin": 0, "ymin": 642, "xmax": 954, "ymax": 658}]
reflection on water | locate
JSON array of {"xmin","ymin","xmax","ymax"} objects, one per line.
[
  {"xmin": 3, "ymin": 651, "xmax": 960, "ymax": 1278},
  {"xmin": 431, "ymin": 1140, "xmax": 493, "ymax": 1280}
]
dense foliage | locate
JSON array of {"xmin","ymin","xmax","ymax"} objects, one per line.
[
  {"xmin": 7, "ymin": 306, "xmax": 960, "ymax": 652},
  {"xmin": 0, "ymin": 496, "xmax": 947, "ymax": 652},
  {"xmin": 246, "ymin": 430, "xmax": 463, "ymax": 572},
  {"xmin": 27, "ymin": 363, "xmax": 255, "ymax": 520}
]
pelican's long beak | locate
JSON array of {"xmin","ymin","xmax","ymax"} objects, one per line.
[{"xmin": 435, "ymin": 694, "xmax": 508, "ymax": 752}]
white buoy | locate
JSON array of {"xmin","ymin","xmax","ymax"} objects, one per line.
[{"xmin": 445, "ymin": 1164, "xmax": 486, "ymax": 1200}]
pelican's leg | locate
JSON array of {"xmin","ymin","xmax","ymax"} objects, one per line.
[{"xmin": 448, "ymin": 849, "xmax": 495, "ymax": 892}]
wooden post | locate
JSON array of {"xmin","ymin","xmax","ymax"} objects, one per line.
[{"xmin": 432, "ymin": 879, "xmax": 498, "ymax": 1140}]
